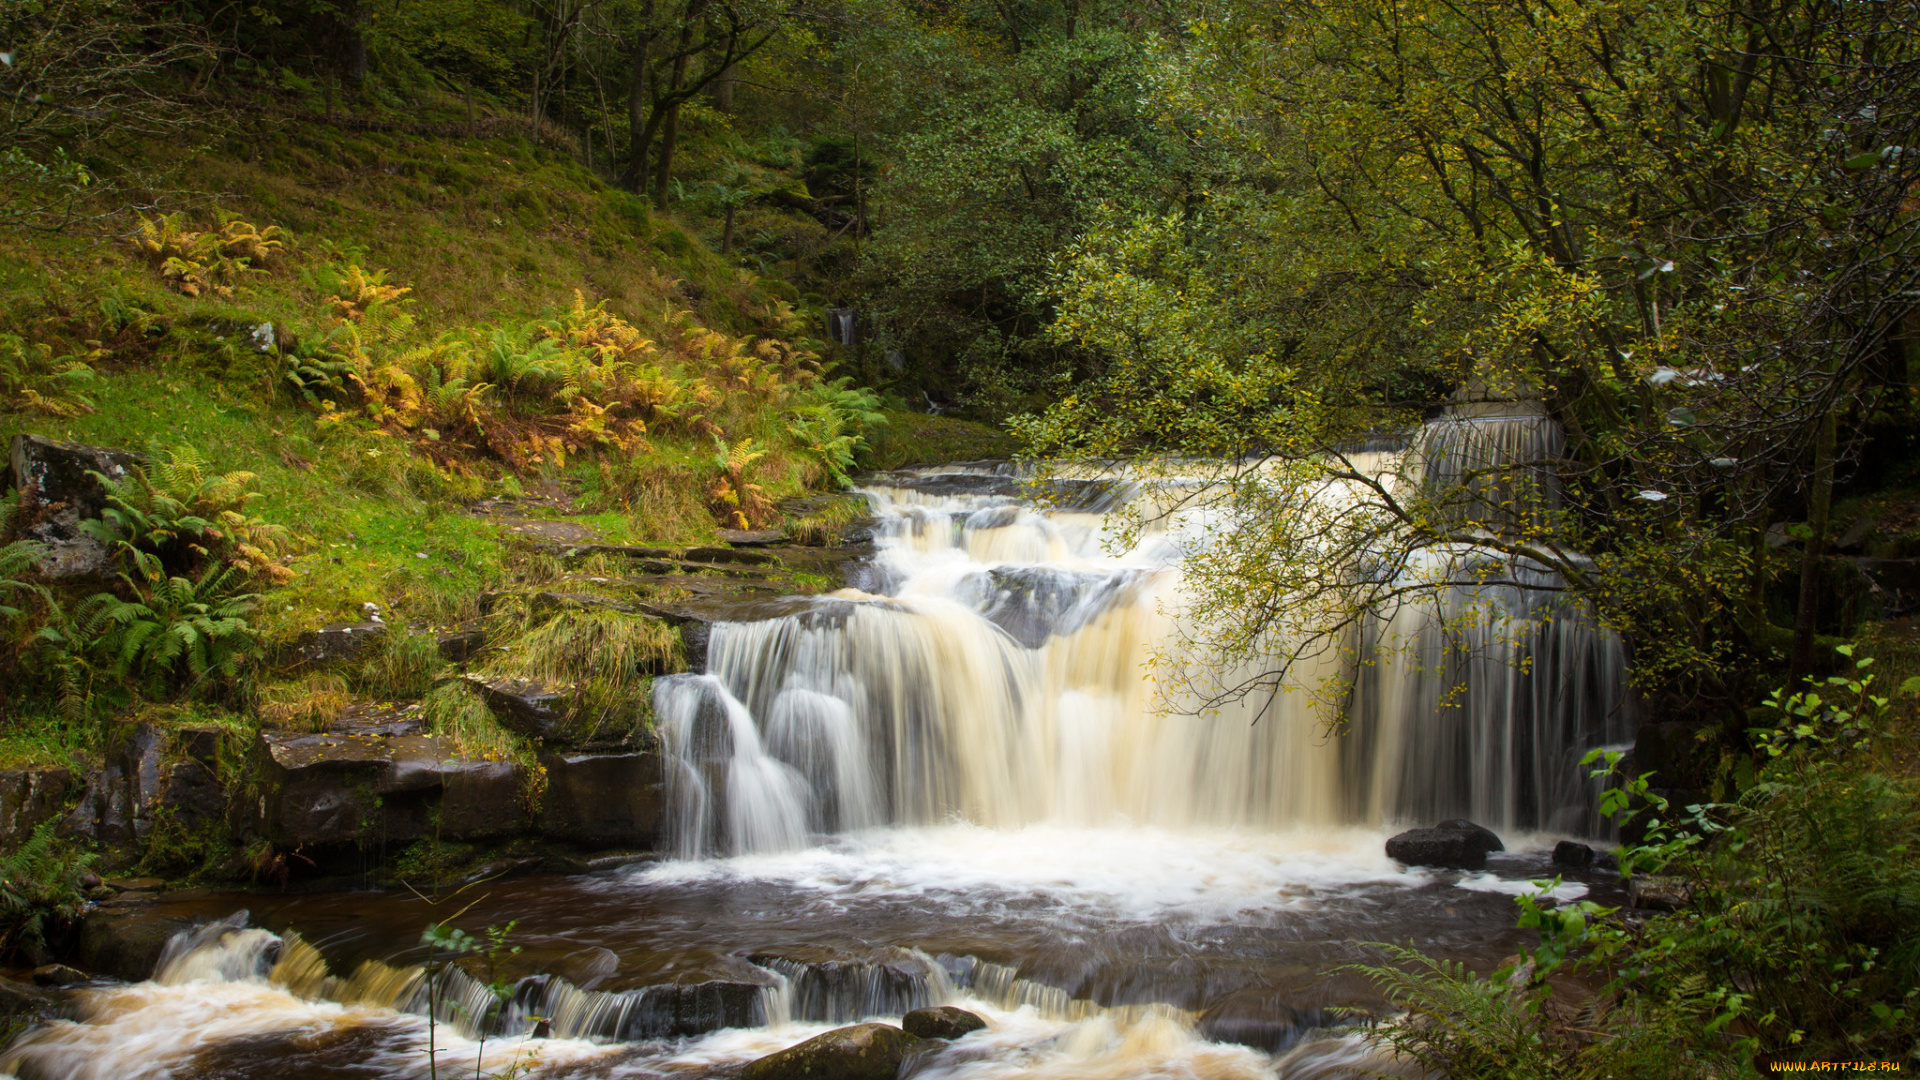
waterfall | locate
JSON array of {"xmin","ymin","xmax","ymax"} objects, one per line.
[{"xmin": 654, "ymin": 421, "xmax": 1632, "ymax": 857}]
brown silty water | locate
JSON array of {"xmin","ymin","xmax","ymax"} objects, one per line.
[{"xmin": 1, "ymin": 423, "xmax": 1631, "ymax": 1080}]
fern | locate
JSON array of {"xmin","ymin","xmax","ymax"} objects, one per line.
[
  {"xmin": 1345, "ymin": 943, "xmax": 1568, "ymax": 1079},
  {"xmin": 0, "ymin": 333, "xmax": 97, "ymax": 417},
  {"xmin": 0, "ymin": 820, "xmax": 93, "ymax": 962},
  {"xmin": 79, "ymin": 444, "xmax": 294, "ymax": 582},
  {"xmin": 79, "ymin": 562, "xmax": 261, "ymax": 696}
]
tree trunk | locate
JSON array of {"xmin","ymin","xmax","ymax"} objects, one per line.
[
  {"xmin": 1791, "ymin": 405, "xmax": 1839, "ymax": 680},
  {"xmin": 322, "ymin": 0, "xmax": 368, "ymax": 88},
  {"xmin": 713, "ymin": 62, "xmax": 736, "ymax": 111},
  {"xmin": 653, "ymin": 101, "xmax": 682, "ymax": 208},
  {"xmin": 722, "ymin": 204, "xmax": 735, "ymax": 253}
]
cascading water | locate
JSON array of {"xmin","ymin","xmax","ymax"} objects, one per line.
[
  {"xmin": 1, "ymin": 410, "xmax": 1636, "ymax": 1080},
  {"xmin": 656, "ymin": 411, "xmax": 1631, "ymax": 857}
]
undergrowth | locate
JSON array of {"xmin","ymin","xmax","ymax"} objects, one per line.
[{"xmin": 1350, "ymin": 643, "xmax": 1920, "ymax": 1076}]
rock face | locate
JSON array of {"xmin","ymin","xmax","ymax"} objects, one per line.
[
  {"xmin": 5, "ymin": 433, "xmax": 143, "ymax": 579},
  {"xmin": 741, "ymin": 1022, "xmax": 922, "ymax": 1080},
  {"xmin": 902, "ymin": 1006, "xmax": 987, "ymax": 1040},
  {"xmin": 252, "ymin": 732, "xmax": 665, "ymax": 851},
  {"xmin": 0, "ymin": 768, "xmax": 71, "ymax": 850},
  {"xmin": 1385, "ymin": 819, "xmax": 1505, "ymax": 869}
]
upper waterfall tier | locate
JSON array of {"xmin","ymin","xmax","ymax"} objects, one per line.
[{"xmin": 656, "ymin": 445, "xmax": 1631, "ymax": 858}]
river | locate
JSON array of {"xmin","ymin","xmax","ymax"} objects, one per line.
[{"xmin": 2, "ymin": 434, "xmax": 1629, "ymax": 1080}]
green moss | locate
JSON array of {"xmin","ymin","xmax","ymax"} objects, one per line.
[{"xmin": 865, "ymin": 410, "xmax": 1016, "ymax": 469}]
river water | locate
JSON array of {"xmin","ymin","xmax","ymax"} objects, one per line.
[{"xmin": 2, "ymin": 437, "xmax": 1629, "ymax": 1080}]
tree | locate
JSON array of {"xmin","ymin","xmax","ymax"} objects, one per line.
[
  {"xmin": 615, "ymin": 0, "xmax": 788, "ymax": 206},
  {"xmin": 1021, "ymin": 0, "xmax": 1920, "ymax": 705}
]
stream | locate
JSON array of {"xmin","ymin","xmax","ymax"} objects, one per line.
[{"xmin": 2, "ymin": 425, "xmax": 1632, "ymax": 1079}]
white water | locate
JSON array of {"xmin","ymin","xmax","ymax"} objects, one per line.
[{"xmin": 656, "ymin": 415, "xmax": 1631, "ymax": 858}]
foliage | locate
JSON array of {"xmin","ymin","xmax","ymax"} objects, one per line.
[
  {"xmin": 1019, "ymin": 0, "xmax": 1920, "ymax": 700},
  {"xmin": 785, "ymin": 377, "xmax": 885, "ymax": 488},
  {"xmin": 130, "ymin": 214, "xmax": 286, "ymax": 298},
  {"xmin": 476, "ymin": 607, "xmax": 675, "ymax": 739},
  {"xmin": 78, "ymin": 562, "xmax": 261, "ymax": 698},
  {"xmin": 1354, "ymin": 645, "xmax": 1920, "ymax": 1075},
  {"xmin": 0, "ymin": 821, "xmax": 93, "ymax": 963},
  {"xmin": 79, "ymin": 444, "xmax": 296, "ymax": 583},
  {"xmin": 356, "ymin": 626, "xmax": 445, "ymax": 700},
  {"xmin": 0, "ymin": 333, "xmax": 98, "ymax": 417}
]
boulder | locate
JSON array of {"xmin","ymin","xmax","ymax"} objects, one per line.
[
  {"xmin": 741, "ymin": 1022, "xmax": 922, "ymax": 1080},
  {"xmin": 29, "ymin": 964, "xmax": 87, "ymax": 987},
  {"xmin": 286, "ymin": 622, "xmax": 386, "ymax": 667},
  {"xmin": 1385, "ymin": 819, "xmax": 1504, "ymax": 870},
  {"xmin": 902, "ymin": 1006, "xmax": 987, "ymax": 1041},
  {"xmin": 5, "ymin": 433, "xmax": 143, "ymax": 579},
  {"xmin": 1552, "ymin": 841, "xmax": 1596, "ymax": 869},
  {"xmin": 0, "ymin": 768, "xmax": 71, "ymax": 851}
]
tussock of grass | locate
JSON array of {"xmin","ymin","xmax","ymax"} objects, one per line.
[
  {"xmin": 479, "ymin": 609, "xmax": 674, "ymax": 740},
  {"xmin": 422, "ymin": 679, "xmax": 521, "ymax": 761},
  {"xmin": 259, "ymin": 673, "xmax": 351, "ymax": 732},
  {"xmin": 353, "ymin": 627, "xmax": 444, "ymax": 700}
]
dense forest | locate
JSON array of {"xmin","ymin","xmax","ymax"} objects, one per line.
[{"xmin": 3, "ymin": 0, "xmax": 1920, "ymax": 1075}]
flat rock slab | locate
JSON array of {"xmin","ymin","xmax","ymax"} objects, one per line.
[
  {"xmin": 286, "ymin": 622, "xmax": 386, "ymax": 666},
  {"xmin": 498, "ymin": 519, "xmax": 599, "ymax": 544},
  {"xmin": 716, "ymin": 528, "xmax": 788, "ymax": 546}
]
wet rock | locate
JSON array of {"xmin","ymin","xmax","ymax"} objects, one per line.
[
  {"xmin": 902, "ymin": 1006, "xmax": 987, "ymax": 1040},
  {"xmin": 740, "ymin": 1022, "xmax": 922, "ymax": 1080},
  {"xmin": 684, "ymin": 546, "xmax": 778, "ymax": 567},
  {"xmin": 58, "ymin": 724, "xmax": 171, "ymax": 846},
  {"xmin": 1196, "ymin": 991, "xmax": 1327, "ymax": 1053},
  {"xmin": 438, "ymin": 760, "xmax": 530, "ymax": 838},
  {"xmin": 76, "ymin": 908, "xmax": 196, "ymax": 981},
  {"xmin": 255, "ymin": 732, "xmax": 513, "ymax": 845},
  {"xmin": 471, "ymin": 675, "xmax": 571, "ymax": 741},
  {"xmin": 0, "ymin": 975, "xmax": 56, "ymax": 1022},
  {"xmin": 1552, "ymin": 840, "xmax": 1596, "ymax": 868},
  {"xmin": 1385, "ymin": 819, "xmax": 1504, "ymax": 869},
  {"xmin": 5, "ymin": 433, "xmax": 144, "ymax": 579},
  {"xmin": 538, "ymin": 751, "xmax": 664, "ymax": 847},
  {"xmin": 29, "ymin": 964, "xmax": 87, "ymax": 987},
  {"xmin": 286, "ymin": 622, "xmax": 386, "ymax": 666},
  {"xmin": 620, "ymin": 980, "xmax": 770, "ymax": 1039},
  {"xmin": 1629, "ymin": 874, "xmax": 1693, "ymax": 911},
  {"xmin": 0, "ymin": 767, "xmax": 71, "ymax": 851}
]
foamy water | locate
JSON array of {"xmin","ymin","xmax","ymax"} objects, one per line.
[{"xmin": 634, "ymin": 823, "xmax": 1435, "ymax": 920}]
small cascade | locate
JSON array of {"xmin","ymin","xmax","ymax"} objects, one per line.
[{"xmin": 659, "ymin": 414, "xmax": 1631, "ymax": 857}]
